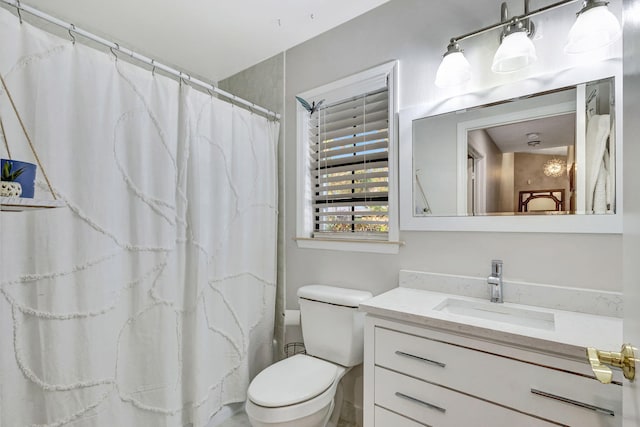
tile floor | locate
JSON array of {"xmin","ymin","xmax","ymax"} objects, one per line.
[
  {"xmin": 216, "ymin": 412, "xmax": 252, "ymax": 427},
  {"xmin": 216, "ymin": 411, "xmax": 357, "ymax": 427}
]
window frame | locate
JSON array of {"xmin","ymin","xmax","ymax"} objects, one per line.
[{"xmin": 295, "ymin": 61, "xmax": 400, "ymax": 254}]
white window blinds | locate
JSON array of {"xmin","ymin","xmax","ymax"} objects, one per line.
[{"xmin": 309, "ymin": 86, "xmax": 389, "ymax": 238}]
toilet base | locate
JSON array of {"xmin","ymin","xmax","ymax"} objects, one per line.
[
  {"xmin": 247, "ymin": 400, "xmax": 333, "ymax": 427},
  {"xmin": 325, "ymin": 381, "xmax": 344, "ymax": 427}
]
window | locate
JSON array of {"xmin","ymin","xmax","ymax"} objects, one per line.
[{"xmin": 296, "ymin": 62, "xmax": 399, "ymax": 254}]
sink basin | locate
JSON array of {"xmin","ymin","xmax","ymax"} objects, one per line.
[{"xmin": 433, "ymin": 298, "xmax": 555, "ymax": 330}]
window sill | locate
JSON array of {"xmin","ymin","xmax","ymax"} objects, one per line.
[{"xmin": 295, "ymin": 237, "xmax": 402, "ymax": 254}]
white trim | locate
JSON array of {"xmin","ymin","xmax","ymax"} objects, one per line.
[
  {"xmin": 575, "ymin": 83, "xmax": 587, "ymax": 213},
  {"xmin": 296, "ymin": 238, "xmax": 400, "ymax": 254},
  {"xmin": 465, "ymin": 145, "xmax": 485, "ymax": 216},
  {"xmin": 295, "ymin": 61, "xmax": 399, "ymax": 253},
  {"xmin": 399, "ymin": 63, "xmax": 623, "ymax": 233},
  {"xmin": 297, "ymin": 61, "xmax": 393, "ymax": 105},
  {"xmin": 387, "ymin": 61, "xmax": 400, "ymax": 245}
]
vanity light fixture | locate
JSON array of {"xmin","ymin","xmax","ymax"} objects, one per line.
[
  {"xmin": 492, "ymin": 3, "xmax": 537, "ymax": 73},
  {"xmin": 435, "ymin": 41, "xmax": 472, "ymax": 88},
  {"xmin": 434, "ymin": 0, "xmax": 622, "ymax": 87},
  {"xmin": 492, "ymin": 22, "xmax": 538, "ymax": 73},
  {"xmin": 565, "ymin": 0, "xmax": 622, "ymax": 53}
]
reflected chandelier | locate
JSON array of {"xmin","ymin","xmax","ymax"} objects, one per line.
[
  {"xmin": 543, "ymin": 158, "xmax": 567, "ymax": 177},
  {"xmin": 435, "ymin": 0, "xmax": 622, "ymax": 88}
]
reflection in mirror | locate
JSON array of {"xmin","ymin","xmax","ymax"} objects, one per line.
[{"xmin": 412, "ymin": 77, "xmax": 615, "ymax": 217}]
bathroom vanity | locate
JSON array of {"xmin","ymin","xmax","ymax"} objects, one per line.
[{"xmin": 360, "ymin": 271, "xmax": 624, "ymax": 427}]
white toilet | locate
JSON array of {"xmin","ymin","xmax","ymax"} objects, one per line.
[{"xmin": 245, "ymin": 285, "xmax": 372, "ymax": 427}]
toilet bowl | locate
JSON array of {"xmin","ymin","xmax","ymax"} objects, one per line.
[
  {"xmin": 245, "ymin": 354, "xmax": 348, "ymax": 427},
  {"xmin": 245, "ymin": 285, "xmax": 372, "ymax": 427}
]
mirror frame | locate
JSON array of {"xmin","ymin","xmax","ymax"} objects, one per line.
[{"xmin": 399, "ymin": 63, "xmax": 623, "ymax": 233}]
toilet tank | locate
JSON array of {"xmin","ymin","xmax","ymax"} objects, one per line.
[{"xmin": 297, "ymin": 285, "xmax": 373, "ymax": 367}]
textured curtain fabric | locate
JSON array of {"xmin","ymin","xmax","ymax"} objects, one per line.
[{"xmin": 0, "ymin": 7, "xmax": 278, "ymax": 426}]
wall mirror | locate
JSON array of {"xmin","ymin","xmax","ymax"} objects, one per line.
[{"xmin": 399, "ymin": 68, "xmax": 622, "ymax": 233}]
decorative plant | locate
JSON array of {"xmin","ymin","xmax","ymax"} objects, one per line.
[{"xmin": 2, "ymin": 161, "xmax": 25, "ymax": 182}]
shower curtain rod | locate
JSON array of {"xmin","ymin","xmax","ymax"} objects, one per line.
[{"xmin": 0, "ymin": 0, "xmax": 281, "ymax": 121}]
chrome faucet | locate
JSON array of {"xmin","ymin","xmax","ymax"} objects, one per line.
[{"xmin": 487, "ymin": 260, "xmax": 503, "ymax": 303}]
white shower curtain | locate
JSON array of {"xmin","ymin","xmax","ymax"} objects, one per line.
[{"xmin": 0, "ymin": 7, "xmax": 278, "ymax": 426}]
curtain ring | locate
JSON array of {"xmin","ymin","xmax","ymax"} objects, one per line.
[
  {"xmin": 110, "ymin": 43, "xmax": 119, "ymax": 61},
  {"xmin": 68, "ymin": 24, "xmax": 76, "ymax": 45},
  {"xmin": 207, "ymin": 88, "xmax": 214, "ymax": 98},
  {"xmin": 150, "ymin": 59, "xmax": 156, "ymax": 76},
  {"xmin": 15, "ymin": 0, "xmax": 23, "ymax": 24}
]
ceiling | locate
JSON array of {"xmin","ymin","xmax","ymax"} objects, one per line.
[
  {"xmin": 15, "ymin": 0, "xmax": 391, "ymax": 82},
  {"xmin": 484, "ymin": 113, "xmax": 576, "ymax": 156}
]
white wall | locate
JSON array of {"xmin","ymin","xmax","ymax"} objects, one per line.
[
  {"xmin": 412, "ymin": 114, "xmax": 460, "ymax": 215},
  {"xmin": 284, "ymin": 0, "xmax": 624, "ymax": 307}
]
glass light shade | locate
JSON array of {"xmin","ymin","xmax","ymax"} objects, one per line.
[
  {"xmin": 435, "ymin": 51, "xmax": 472, "ymax": 88},
  {"xmin": 565, "ymin": 5, "xmax": 622, "ymax": 54},
  {"xmin": 491, "ymin": 31, "xmax": 537, "ymax": 73}
]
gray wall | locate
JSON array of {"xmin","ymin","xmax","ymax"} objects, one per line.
[
  {"xmin": 514, "ymin": 152, "xmax": 571, "ymax": 211},
  {"xmin": 283, "ymin": 0, "xmax": 623, "ymax": 307}
]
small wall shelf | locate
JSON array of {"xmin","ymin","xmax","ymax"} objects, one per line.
[
  {"xmin": 1, "ymin": 73, "xmax": 66, "ymax": 213},
  {"xmin": 1, "ymin": 197, "xmax": 66, "ymax": 211}
]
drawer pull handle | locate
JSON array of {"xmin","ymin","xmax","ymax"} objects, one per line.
[
  {"xmin": 530, "ymin": 389, "xmax": 615, "ymax": 417},
  {"xmin": 395, "ymin": 351, "xmax": 446, "ymax": 368},
  {"xmin": 395, "ymin": 392, "xmax": 446, "ymax": 414}
]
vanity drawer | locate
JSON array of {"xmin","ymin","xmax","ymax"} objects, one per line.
[
  {"xmin": 375, "ymin": 326, "xmax": 622, "ymax": 426},
  {"xmin": 375, "ymin": 366, "xmax": 556, "ymax": 426},
  {"xmin": 374, "ymin": 406, "xmax": 426, "ymax": 427}
]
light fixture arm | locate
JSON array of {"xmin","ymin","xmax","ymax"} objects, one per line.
[
  {"xmin": 501, "ymin": 2, "xmax": 510, "ymax": 22},
  {"xmin": 450, "ymin": 0, "xmax": 579, "ymax": 45},
  {"xmin": 517, "ymin": 0, "xmax": 536, "ymax": 39},
  {"xmin": 497, "ymin": 1, "xmax": 534, "ymax": 39}
]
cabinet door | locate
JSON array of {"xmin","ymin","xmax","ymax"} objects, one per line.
[{"xmin": 375, "ymin": 367, "xmax": 556, "ymax": 427}]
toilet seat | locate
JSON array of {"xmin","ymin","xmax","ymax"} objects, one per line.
[
  {"xmin": 248, "ymin": 354, "xmax": 338, "ymax": 407},
  {"xmin": 246, "ymin": 354, "xmax": 345, "ymax": 424}
]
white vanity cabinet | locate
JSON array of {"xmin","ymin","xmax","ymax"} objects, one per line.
[{"xmin": 363, "ymin": 316, "xmax": 622, "ymax": 427}]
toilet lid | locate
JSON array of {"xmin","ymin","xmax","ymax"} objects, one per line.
[{"xmin": 248, "ymin": 354, "xmax": 338, "ymax": 408}]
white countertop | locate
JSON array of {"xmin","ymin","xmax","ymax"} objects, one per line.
[{"xmin": 359, "ymin": 287, "xmax": 623, "ymax": 360}]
